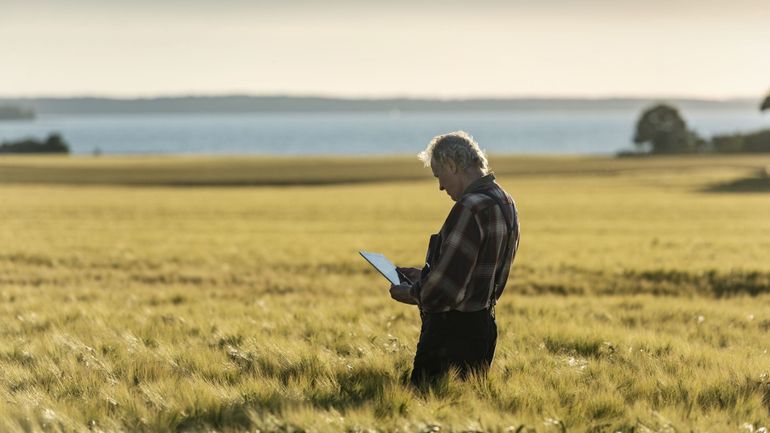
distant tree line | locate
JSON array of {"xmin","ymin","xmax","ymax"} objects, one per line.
[
  {"xmin": 0, "ymin": 133, "xmax": 70, "ymax": 154},
  {"xmin": 630, "ymin": 91, "xmax": 770, "ymax": 154}
]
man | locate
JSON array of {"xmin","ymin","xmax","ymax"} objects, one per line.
[{"xmin": 389, "ymin": 131, "xmax": 520, "ymax": 387}]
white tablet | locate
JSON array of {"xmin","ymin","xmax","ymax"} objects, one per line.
[{"xmin": 359, "ymin": 251, "xmax": 412, "ymax": 285}]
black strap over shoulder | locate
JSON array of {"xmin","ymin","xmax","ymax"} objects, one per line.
[
  {"xmin": 475, "ymin": 189, "xmax": 515, "ymax": 307},
  {"xmin": 477, "ymin": 190, "xmax": 513, "ymax": 233}
]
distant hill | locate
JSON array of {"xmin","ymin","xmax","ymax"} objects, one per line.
[{"xmin": 0, "ymin": 96, "xmax": 759, "ymax": 115}]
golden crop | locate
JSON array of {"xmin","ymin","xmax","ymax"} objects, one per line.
[{"xmin": 0, "ymin": 155, "xmax": 769, "ymax": 432}]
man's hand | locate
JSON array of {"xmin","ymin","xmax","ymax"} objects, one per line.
[
  {"xmin": 396, "ymin": 267, "xmax": 421, "ymax": 283},
  {"xmin": 390, "ymin": 283, "xmax": 418, "ymax": 305}
]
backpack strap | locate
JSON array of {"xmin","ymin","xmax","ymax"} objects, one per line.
[{"xmin": 475, "ymin": 189, "xmax": 515, "ymax": 308}]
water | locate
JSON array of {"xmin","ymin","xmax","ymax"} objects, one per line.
[{"xmin": 1, "ymin": 109, "xmax": 768, "ymax": 155}]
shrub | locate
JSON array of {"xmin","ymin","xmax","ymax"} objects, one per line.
[
  {"xmin": 710, "ymin": 129, "xmax": 770, "ymax": 153},
  {"xmin": 711, "ymin": 133, "xmax": 745, "ymax": 153},
  {"xmin": 0, "ymin": 133, "xmax": 70, "ymax": 154},
  {"xmin": 743, "ymin": 129, "xmax": 770, "ymax": 152}
]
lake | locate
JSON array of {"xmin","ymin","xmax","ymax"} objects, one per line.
[{"xmin": 1, "ymin": 109, "xmax": 768, "ymax": 155}]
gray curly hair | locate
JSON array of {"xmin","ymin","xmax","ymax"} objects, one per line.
[{"xmin": 417, "ymin": 131, "xmax": 489, "ymax": 173}]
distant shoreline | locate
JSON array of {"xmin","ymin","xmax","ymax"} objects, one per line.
[
  {"xmin": 0, "ymin": 106, "xmax": 35, "ymax": 120},
  {"xmin": 0, "ymin": 95, "xmax": 760, "ymax": 115}
]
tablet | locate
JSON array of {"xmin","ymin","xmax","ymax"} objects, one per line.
[{"xmin": 359, "ymin": 251, "xmax": 412, "ymax": 285}]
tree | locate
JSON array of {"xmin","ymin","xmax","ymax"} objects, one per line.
[
  {"xmin": 761, "ymin": 93, "xmax": 770, "ymax": 111},
  {"xmin": 633, "ymin": 104, "xmax": 702, "ymax": 154}
]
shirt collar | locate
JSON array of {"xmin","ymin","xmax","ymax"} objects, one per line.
[{"xmin": 462, "ymin": 172, "xmax": 496, "ymax": 196}]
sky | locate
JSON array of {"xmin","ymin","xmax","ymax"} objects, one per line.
[{"xmin": 2, "ymin": 0, "xmax": 769, "ymax": 99}]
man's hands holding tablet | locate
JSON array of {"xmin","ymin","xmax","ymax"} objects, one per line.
[
  {"xmin": 358, "ymin": 251, "xmax": 420, "ymax": 305},
  {"xmin": 396, "ymin": 267, "xmax": 421, "ymax": 282},
  {"xmin": 389, "ymin": 267, "xmax": 421, "ymax": 305}
]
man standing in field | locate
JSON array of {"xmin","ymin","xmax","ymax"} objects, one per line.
[{"xmin": 390, "ymin": 131, "xmax": 520, "ymax": 387}]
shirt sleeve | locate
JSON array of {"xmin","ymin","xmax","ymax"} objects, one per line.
[{"xmin": 411, "ymin": 201, "xmax": 482, "ymax": 312}]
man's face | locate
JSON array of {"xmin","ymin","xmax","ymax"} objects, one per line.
[{"xmin": 431, "ymin": 158, "xmax": 462, "ymax": 201}]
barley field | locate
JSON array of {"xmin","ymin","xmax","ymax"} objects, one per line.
[{"xmin": 1, "ymin": 154, "xmax": 769, "ymax": 432}]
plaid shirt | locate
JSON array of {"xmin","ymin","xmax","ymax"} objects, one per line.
[{"xmin": 410, "ymin": 173, "xmax": 519, "ymax": 313}]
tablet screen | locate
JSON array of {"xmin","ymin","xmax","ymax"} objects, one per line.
[{"xmin": 359, "ymin": 251, "xmax": 410, "ymax": 285}]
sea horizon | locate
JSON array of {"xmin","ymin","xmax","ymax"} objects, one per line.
[{"xmin": 1, "ymin": 100, "xmax": 768, "ymax": 156}]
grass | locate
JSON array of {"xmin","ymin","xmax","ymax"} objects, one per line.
[
  {"xmin": 0, "ymin": 154, "xmax": 769, "ymax": 432},
  {"xmin": 1, "ymin": 153, "xmax": 768, "ymax": 186}
]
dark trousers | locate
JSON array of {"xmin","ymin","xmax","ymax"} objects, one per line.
[{"xmin": 410, "ymin": 308, "xmax": 497, "ymax": 387}]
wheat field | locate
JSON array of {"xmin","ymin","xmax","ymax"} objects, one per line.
[{"xmin": 1, "ymin": 155, "xmax": 769, "ymax": 432}]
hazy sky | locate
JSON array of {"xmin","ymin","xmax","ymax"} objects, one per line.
[{"xmin": 2, "ymin": 0, "xmax": 769, "ymax": 98}]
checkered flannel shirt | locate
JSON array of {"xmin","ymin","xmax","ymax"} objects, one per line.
[{"xmin": 409, "ymin": 173, "xmax": 519, "ymax": 313}]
